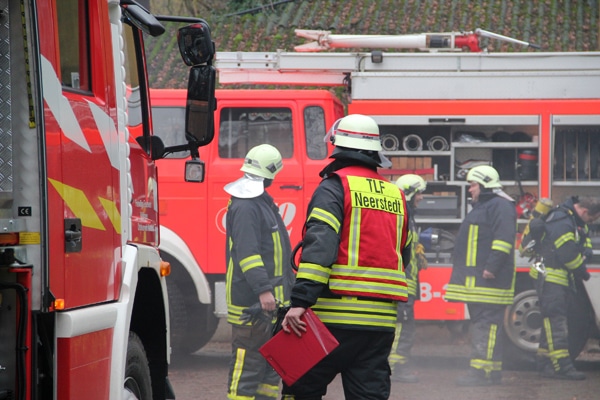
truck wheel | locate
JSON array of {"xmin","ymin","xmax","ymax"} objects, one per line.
[
  {"xmin": 503, "ymin": 289, "xmax": 541, "ymax": 369},
  {"xmin": 188, "ymin": 301, "xmax": 219, "ymax": 351},
  {"xmin": 124, "ymin": 332, "xmax": 153, "ymax": 400},
  {"xmin": 168, "ymin": 278, "xmax": 219, "ymax": 356},
  {"xmin": 167, "ymin": 279, "xmax": 190, "ymax": 354}
]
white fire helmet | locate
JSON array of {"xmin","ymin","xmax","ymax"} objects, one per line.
[
  {"xmin": 467, "ymin": 165, "xmax": 502, "ymax": 189},
  {"xmin": 328, "ymin": 114, "xmax": 383, "ymax": 151},
  {"xmin": 395, "ymin": 174, "xmax": 427, "ymax": 201}
]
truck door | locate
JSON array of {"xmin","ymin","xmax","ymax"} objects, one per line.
[{"xmin": 44, "ymin": 1, "xmax": 121, "ymax": 309}]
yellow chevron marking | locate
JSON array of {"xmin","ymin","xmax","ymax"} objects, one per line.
[
  {"xmin": 48, "ymin": 179, "xmax": 105, "ymax": 230},
  {"xmin": 99, "ymin": 197, "xmax": 121, "ymax": 234}
]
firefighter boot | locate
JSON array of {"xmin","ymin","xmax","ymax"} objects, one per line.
[
  {"xmin": 541, "ymin": 364, "xmax": 586, "ymax": 381},
  {"xmin": 490, "ymin": 371, "xmax": 502, "ymax": 385},
  {"xmin": 536, "ymin": 355, "xmax": 551, "ymax": 376},
  {"xmin": 391, "ymin": 365, "xmax": 419, "ymax": 383},
  {"xmin": 455, "ymin": 368, "xmax": 494, "ymax": 387}
]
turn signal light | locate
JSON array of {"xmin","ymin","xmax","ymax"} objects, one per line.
[
  {"xmin": 54, "ymin": 299, "xmax": 65, "ymax": 310},
  {"xmin": 160, "ymin": 261, "xmax": 171, "ymax": 277}
]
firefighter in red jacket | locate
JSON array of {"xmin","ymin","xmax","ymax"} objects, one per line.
[
  {"xmin": 224, "ymin": 144, "xmax": 294, "ymax": 400},
  {"xmin": 281, "ymin": 114, "xmax": 411, "ymax": 400},
  {"xmin": 445, "ymin": 165, "xmax": 517, "ymax": 386}
]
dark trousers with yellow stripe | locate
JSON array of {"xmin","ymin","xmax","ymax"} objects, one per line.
[
  {"xmin": 228, "ymin": 324, "xmax": 280, "ymax": 400},
  {"xmin": 536, "ymin": 281, "xmax": 573, "ymax": 372},
  {"xmin": 467, "ymin": 303, "xmax": 505, "ymax": 377},
  {"xmin": 389, "ymin": 296, "xmax": 416, "ymax": 371}
]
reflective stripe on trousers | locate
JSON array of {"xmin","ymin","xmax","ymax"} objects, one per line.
[
  {"xmin": 228, "ymin": 324, "xmax": 280, "ymax": 399},
  {"xmin": 467, "ymin": 303, "xmax": 505, "ymax": 376}
]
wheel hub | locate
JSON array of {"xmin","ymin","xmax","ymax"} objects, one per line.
[{"xmin": 504, "ymin": 289, "xmax": 541, "ymax": 352}]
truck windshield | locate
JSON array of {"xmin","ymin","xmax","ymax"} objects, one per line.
[{"xmin": 219, "ymin": 107, "xmax": 293, "ymax": 159}]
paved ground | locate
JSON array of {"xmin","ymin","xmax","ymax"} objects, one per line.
[{"xmin": 168, "ymin": 320, "xmax": 600, "ymax": 400}]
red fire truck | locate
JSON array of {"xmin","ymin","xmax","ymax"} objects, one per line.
[
  {"xmin": 152, "ymin": 29, "xmax": 600, "ymax": 366},
  {"xmin": 0, "ymin": 1, "xmax": 216, "ymax": 398}
]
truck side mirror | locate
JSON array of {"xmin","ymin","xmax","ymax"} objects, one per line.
[
  {"xmin": 185, "ymin": 65, "xmax": 216, "ymax": 147},
  {"xmin": 178, "ymin": 21, "xmax": 214, "ymax": 66},
  {"xmin": 121, "ymin": 2, "xmax": 165, "ymax": 37}
]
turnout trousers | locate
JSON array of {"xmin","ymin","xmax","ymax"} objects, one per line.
[
  {"xmin": 282, "ymin": 327, "xmax": 394, "ymax": 400},
  {"xmin": 228, "ymin": 324, "xmax": 280, "ymax": 400},
  {"xmin": 467, "ymin": 303, "xmax": 505, "ymax": 378},
  {"xmin": 389, "ymin": 296, "xmax": 416, "ymax": 371},
  {"xmin": 535, "ymin": 280, "xmax": 574, "ymax": 372}
]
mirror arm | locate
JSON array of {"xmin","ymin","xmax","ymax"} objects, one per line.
[
  {"xmin": 155, "ymin": 16, "xmax": 209, "ymax": 24},
  {"xmin": 163, "ymin": 143, "xmax": 198, "ymax": 155},
  {"xmin": 189, "ymin": 146, "xmax": 200, "ymax": 159}
]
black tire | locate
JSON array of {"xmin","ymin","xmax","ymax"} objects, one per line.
[
  {"xmin": 167, "ymin": 277, "xmax": 219, "ymax": 356},
  {"xmin": 167, "ymin": 279, "xmax": 191, "ymax": 354},
  {"xmin": 502, "ymin": 289, "xmax": 541, "ymax": 370},
  {"xmin": 125, "ymin": 332, "xmax": 153, "ymax": 400},
  {"xmin": 188, "ymin": 301, "xmax": 219, "ymax": 351}
]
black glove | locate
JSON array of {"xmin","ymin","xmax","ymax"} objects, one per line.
[
  {"xmin": 583, "ymin": 248, "xmax": 594, "ymax": 261},
  {"xmin": 573, "ymin": 266, "xmax": 591, "ymax": 282},
  {"xmin": 240, "ymin": 302, "xmax": 274, "ymax": 329},
  {"xmin": 272, "ymin": 305, "xmax": 290, "ymax": 336}
]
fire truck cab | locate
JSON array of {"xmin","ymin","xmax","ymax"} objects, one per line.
[
  {"xmin": 0, "ymin": 1, "xmax": 216, "ymax": 398},
  {"xmin": 151, "ymin": 88, "xmax": 344, "ymax": 354}
]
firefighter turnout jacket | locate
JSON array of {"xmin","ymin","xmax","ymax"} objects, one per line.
[
  {"xmin": 225, "ymin": 192, "xmax": 293, "ymax": 325},
  {"xmin": 529, "ymin": 197, "xmax": 593, "ymax": 286},
  {"xmin": 445, "ymin": 192, "xmax": 517, "ymax": 305},
  {"xmin": 291, "ymin": 164, "xmax": 411, "ymax": 332}
]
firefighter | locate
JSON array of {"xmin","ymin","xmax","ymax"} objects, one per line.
[
  {"xmin": 530, "ymin": 195, "xmax": 600, "ymax": 380},
  {"xmin": 445, "ymin": 165, "xmax": 517, "ymax": 386},
  {"xmin": 388, "ymin": 174, "xmax": 428, "ymax": 383},
  {"xmin": 224, "ymin": 144, "xmax": 294, "ymax": 400},
  {"xmin": 280, "ymin": 114, "xmax": 411, "ymax": 400}
]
